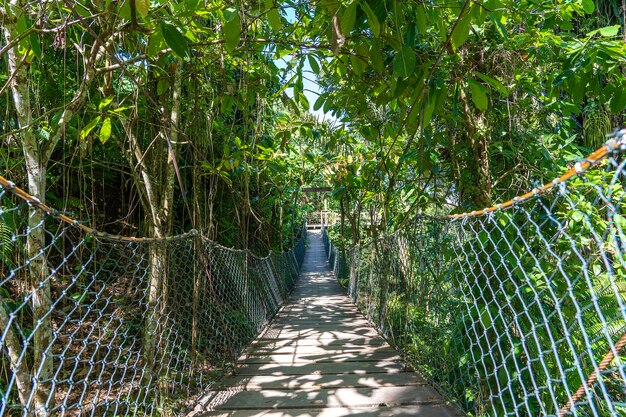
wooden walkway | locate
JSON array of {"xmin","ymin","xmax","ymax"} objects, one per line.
[{"xmin": 191, "ymin": 230, "xmax": 462, "ymax": 417}]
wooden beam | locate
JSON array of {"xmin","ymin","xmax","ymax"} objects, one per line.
[{"xmin": 302, "ymin": 187, "xmax": 332, "ymax": 193}]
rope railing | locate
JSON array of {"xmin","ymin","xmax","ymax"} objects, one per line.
[
  {"xmin": 324, "ymin": 128, "xmax": 626, "ymax": 416},
  {"xmin": 0, "ymin": 180, "xmax": 306, "ymax": 417}
]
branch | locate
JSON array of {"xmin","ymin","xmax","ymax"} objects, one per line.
[{"xmin": 0, "ymin": 293, "xmax": 33, "ymax": 407}]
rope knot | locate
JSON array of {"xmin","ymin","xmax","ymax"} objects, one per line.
[
  {"xmin": 606, "ymin": 127, "xmax": 626, "ymax": 152},
  {"xmin": 574, "ymin": 162, "xmax": 584, "ymax": 174}
]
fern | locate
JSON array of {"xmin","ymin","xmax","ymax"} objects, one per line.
[
  {"xmin": 0, "ymin": 207, "xmax": 15, "ymax": 269},
  {"xmin": 583, "ymin": 101, "xmax": 612, "ymax": 149}
]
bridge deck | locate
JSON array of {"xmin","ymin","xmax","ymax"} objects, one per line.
[{"xmin": 190, "ymin": 230, "xmax": 462, "ymax": 417}]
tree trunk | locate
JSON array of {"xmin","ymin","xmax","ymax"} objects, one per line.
[
  {"xmin": 4, "ymin": 17, "xmax": 53, "ymax": 417},
  {"xmin": 457, "ymin": 89, "xmax": 492, "ymax": 209}
]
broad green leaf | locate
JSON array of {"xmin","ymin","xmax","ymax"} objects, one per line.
[
  {"xmin": 470, "ymin": 3, "xmax": 486, "ymax": 25},
  {"xmin": 99, "ymin": 96, "xmax": 114, "ymax": 110},
  {"xmin": 369, "ymin": 39, "xmax": 383, "ymax": 73},
  {"xmin": 267, "ymin": 8, "xmax": 283, "ymax": 31},
  {"xmin": 157, "ymin": 79, "xmax": 169, "ymax": 95},
  {"xmin": 581, "ymin": 0, "xmax": 595, "ymax": 14},
  {"xmin": 118, "ymin": 0, "xmax": 131, "ymax": 20},
  {"xmin": 599, "ymin": 25, "xmax": 620, "ymax": 37},
  {"xmin": 474, "ymin": 72, "xmax": 507, "ymax": 95},
  {"xmin": 405, "ymin": 24, "xmax": 416, "ymax": 46},
  {"xmin": 29, "ymin": 34, "xmax": 41, "ymax": 59},
  {"xmin": 294, "ymin": 72, "xmax": 303, "ymax": 97},
  {"xmin": 422, "ymin": 90, "xmax": 436, "ymax": 126},
  {"xmin": 223, "ymin": 7, "xmax": 238, "ymax": 22},
  {"xmin": 16, "ymin": 13, "xmax": 28, "ymax": 37},
  {"xmin": 451, "ymin": 12, "xmax": 471, "ymax": 50},
  {"xmin": 308, "ymin": 55, "xmax": 320, "ymax": 74},
  {"xmin": 588, "ymin": 25, "xmax": 620, "ymax": 37},
  {"xmin": 433, "ymin": 83, "xmax": 448, "ymax": 116},
  {"xmin": 490, "ymin": 13, "xmax": 508, "ymax": 38},
  {"xmin": 468, "ymin": 79, "xmax": 488, "ymax": 110},
  {"xmin": 392, "ymin": 45, "xmax": 416, "ymax": 79},
  {"xmin": 351, "ymin": 55, "xmax": 365, "ymax": 76},
  {"xmin": 341, "ymin": 1, "xmax": 358, "ymax": 34},
  {"xmin": 298, "ymin": 91, "xmax": 309, "ymax": 109},
  {"xmin": 416, "ymin": 5, "xmax": 427, "ymax": 35},
  {"xmin": 148, "ymin": 30, "xmax": 165, "ymax": 58},
  {"xmin": 136, "ymin": 0, "xmax": 150, "ymax": 17},
  {"xmin": 16, "ymin": 14, "xmax": 33, "ymax": 52},
  {"xmin": 360, "ymin": 2, "xmax": 380, "ymax": 37},
  {"xmin": 313, "ymin": 95, "xmax": 326, "ymax": 111},
  {"xmin": 609, "ymin": 85, "xmax": 626, "ymax": 113},
  {"xmin": 80, "ymin": 116, "xmax": 101, "ymax": 140},
  {"xmin": 224, "ymin": 14, "xmax": 241, "ymax": 52},
  {"xmin": 99, "ymin": 118, "xmax": 112, "ymax": 144},
  {"xmin": 159, "ymin": 23, "xmax": 189, "ymax": 58}
]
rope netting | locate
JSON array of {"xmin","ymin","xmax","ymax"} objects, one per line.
[
  {"xmin": 0, "ymin": 180, "xmax": 305, "ymax": 417},
  {"xmin": 324, "ymin": 129, "xmax": 626, "ymax": 416}
]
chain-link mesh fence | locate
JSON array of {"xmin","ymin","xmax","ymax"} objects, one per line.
[
  {"xmin": 0, "ymin": 180, "xmax": 305, "ymax": 417},
  {"xmin": 323, "ymin": 129, "xmax": 626, "ymax": 416}
]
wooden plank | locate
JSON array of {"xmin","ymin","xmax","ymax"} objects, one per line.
[
  {"xmin": 245, "ymin": 345, "xmax": 395, "ymax": 356},
  {"xmin": 216, "ymin": 373, "xmax": 425, "ymax": 391},
  {"xmin": 242, "ymin": 351, "xmax": 401, "ymax": 364},
  {"xmin": 194, "ymin": 405, "xmax": 462, "ymax": 417},
  {"xmin": 203, "ymin": 386, "xmax": 442, "ymax": 410},
  {"xmin": 235, "ymin": 361, "xmax": 407, "ymax": 376}
]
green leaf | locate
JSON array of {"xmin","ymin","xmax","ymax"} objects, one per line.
[
  {"xmin": 609, "ymin": 84, "xmax": 626, "ymax": 113},
  {"xmin": 29, "ymin": 34, "xmax": 41, "ymax": 59},
  {"xmin": 451, "ymin": 12, "xmax": 471, "ymax": 50},
  {"xmin": 308, "ymin": 55, "xmax": 320, "ymax": 74},
  {"xmin": 157, "ymin": 79, "xmax": 169, "ymax": 95},
  {"xmin": 474, "ymin": 72, "xmax": 507, "ymax": 95},
  {"xmin": 148, "ymin": 30, "xmax": 165, "ymax": 58},
  {"xmin": 136, "ymin": 0, "xmax": 150, "ymax": 17},
  {"xmin": 468, "ymin": 79, "xmax": 488, "ymax": 110},
  {"xmin": 581, "ymin": 0, "xmax": 595, "ymax": 14},
  {"xmin": 16, "ymin": 13, "xmax": 28, "ymax": 37},
  {"xmin": 313, "ymin": 94, "xmax": 326, "ymax": 111},
  {"xmin": 298, "ymin": 91, "xmax": 309, "ymax": 109},
  {"xmin": 99, "ymin": 118, "xmax": 112, "ymax": 144},
  {"xmin": 80, "ymin": 116, "xmax": 101, "ymax": 140},
  {"xmin": 369, "ymin": 39, "xmax": 384, "ymax": 73},
  {"xmin": 16, "ymin": 14, "xmax": 33, "ymax": 52},
  {"xmin": 490, "ymin": 13, "xmax": 508, "ymax": 38},
  {"xmin": 267, "ymin": 8, "xmax": 283, "ymax": 31},
  {"xmin": 351, "ymin": 55, "xmax": 366, "ymax": 76},
  {"xmin": 416, "ymin": 5, "xmax": 427, "ymax": 35},
  {"xmin": 159, "ymin": 22, "xmax": 189, "ymax": 58},
  {"xmin": 599, "ymin": 25, "xmax": 620, "ymax": 37},
  {"xmin": 360, "ymin": 2, "xmax": 380, "ymax": 37},
  {"xmin": 341, "ymin": 1, "xmax": 358, "ymax": 34},
  {"xmin": 224, "ymin": 14, "xmax": 241, "ymax": 53},
  {"xmin": 223, "ymin": 7, "xmax": 238, "ymax": 22},
  {"xmin": 99, "ymin": 96, "xmax": 114, "ymax": 110},
  {"xmin": 572, "ymin": 210, "xmax": 584, "ymax": 222},
  {"xmin": 392, "ymin": 45, "xmax": 416, "ymax": 79}
]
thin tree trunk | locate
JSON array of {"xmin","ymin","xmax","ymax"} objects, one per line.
[
  {"xmin": 4, "ymin": 17, "xmax": 52, "ymax": 417},
  {"xmin": 457, "ymin": 89, "xmax": 492, "ymax": 208}
]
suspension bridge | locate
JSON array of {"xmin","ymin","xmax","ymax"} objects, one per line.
[{"xmin": 1, "ymin": 128, "xmax": 626, "ymax": 417}]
